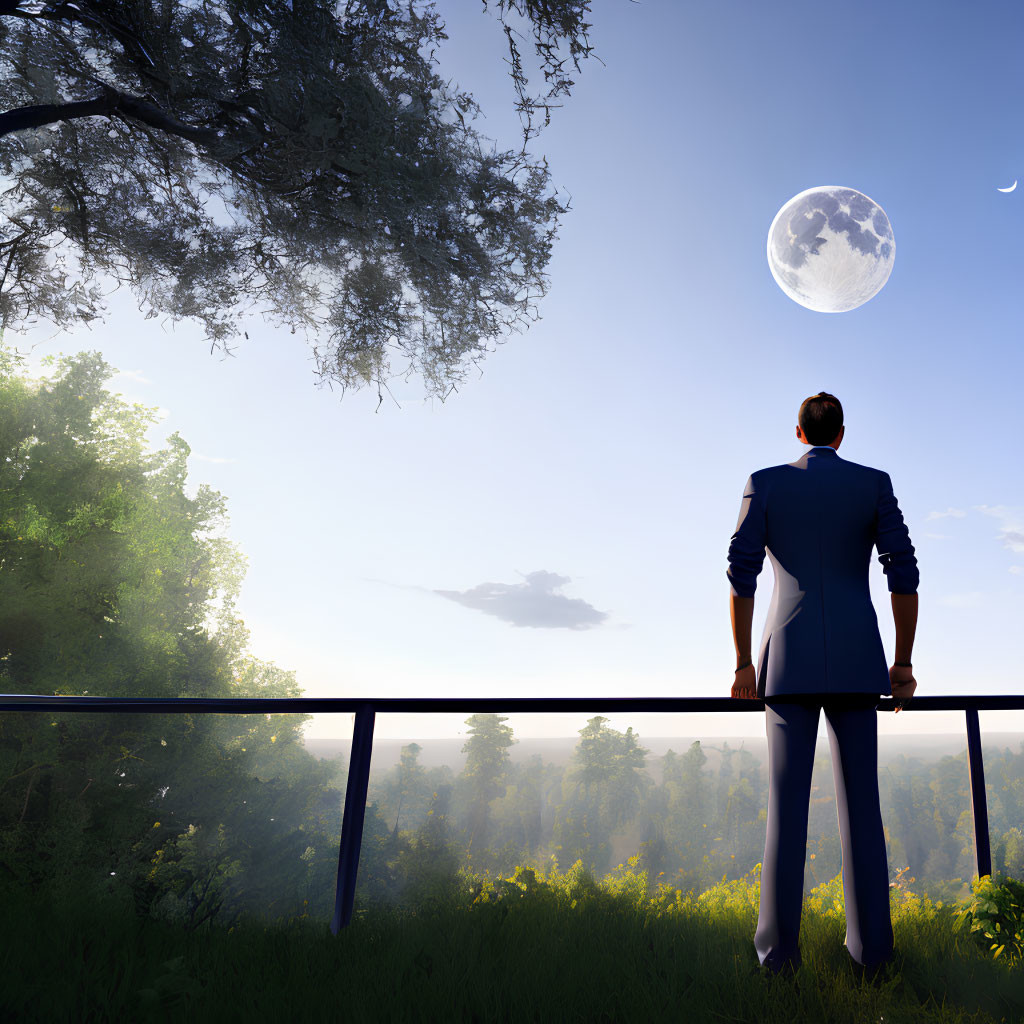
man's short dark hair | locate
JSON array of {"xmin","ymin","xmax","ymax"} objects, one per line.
[{"xmin": 799, "ymin": 392, "xmax": 844, "ymax": 446}]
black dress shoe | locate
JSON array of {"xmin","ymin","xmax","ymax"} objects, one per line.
[
  {"xmin": 752, "ymin": 959, "xmax": 800, "ymax": 981},
  {"xmin": 853, "ymin": 960, "xmax": 891, "ymax": 987}
]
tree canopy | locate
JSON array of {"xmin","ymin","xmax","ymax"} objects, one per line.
[
  {"xmin": 0, "ymin": 343, "xmax": 348, "ymax": 927},
  {"xmin": 0, "ymin": 0, "xmax": 597, "ymax": 400}
]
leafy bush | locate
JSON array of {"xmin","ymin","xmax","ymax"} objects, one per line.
[
  {"xmin": 953, "ymin": 874, "xmax": 1024, "ymax": 962},
  {"xmin": 552, "ymin": 858, "xmax": 605, "ymax": 909},
  {"xmin": 465, "ymin": 864, "xmax": 548, "ymax": 908},
  {"xmin": 806, "ymin": 873, "xmax": 845, "ymax": 921},
  {"xmin": 695, "ymin": 863, "xmax": 761, "ymax": 920},
  {"xmin": 891, "ymin": 886, "xmax": 943, "ymax": 927},
  {"xmin": 464, "ymin": 856, "xmax": 649, "ymax": 917},
  {"xmin": 602, "ymin": 853, "xmax": 650, "ymax": 914}
]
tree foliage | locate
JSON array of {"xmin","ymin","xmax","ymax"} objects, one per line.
[
  {"xmin": 459, "ymin": 711, "xmax": 515, "ymax": 851},
  {"xmin": 0, "ymin": 0, "xmax": 596, "ymax": 400},
  {"xmin": 0, "ymin": 344, "xmax": 244, "ymax": 694},
  {"xmin": 550, "ymin": 716, "xmax": 652, "ymax": 876},
  {"xmin": 0, "ymin": 345, "xmax": 349, "ymax": 927}
]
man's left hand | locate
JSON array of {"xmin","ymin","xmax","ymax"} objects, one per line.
[{"xmin": 731, "ymin": 663, "xmax": 758, "ymax": 699}]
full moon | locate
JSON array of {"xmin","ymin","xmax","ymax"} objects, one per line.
[{"xmin": 767, "ymin": 186, "xmax": 895, "ymax": 312}]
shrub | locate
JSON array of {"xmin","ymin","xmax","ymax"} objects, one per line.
[
  {"xmin": 953, "ymin": 874, "xmax": 1024, "ymax": 962},
  {"xmin": 695, "ymin": 863, "xmax": 760, "ymax": 920},
  {"xmin": 806, "ymin": 873, "xmax": 845, "ymax": 921},
  {"xmin": 602, "ymin": 854, "xmax": 650, "ymax": 914}
]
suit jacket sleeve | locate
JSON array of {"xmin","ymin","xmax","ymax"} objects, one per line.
[
  {"xmin": 875, "ymin": 471, "xmax": 919, "ymax": 594},
  {"xmin": 727, "ymin": 474, "xmax": 767, "ymax": 598}
]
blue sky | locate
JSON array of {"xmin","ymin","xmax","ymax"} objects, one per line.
[{"xmin": 8, "ymin": 0, "xmax": 1024, "ymax": 741}]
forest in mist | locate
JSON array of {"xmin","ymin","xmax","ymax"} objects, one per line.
[{"xmin": 346, "ymin": 719, "xmax": 1024, "ymax": 910}]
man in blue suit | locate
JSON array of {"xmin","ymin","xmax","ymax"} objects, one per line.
[{"xmin": 726, "ymin": 392, "xmax": 919, "ymax": 979}]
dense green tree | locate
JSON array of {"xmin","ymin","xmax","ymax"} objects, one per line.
[
  {"xmin": 0, "ymin": 345, "xmax": 351, "ymax": 927},
  {"xmin": 665, "ymin": 742, "xmax": 711, "ymax": 826},
  {"xmin": 566, "ymin": 716, "xmax": 651, "ymax": 825},
  {"xmin": 658, "ymin": 741, "xmax": 711, "ymax": 892},
  {"xmin": 486, "ymin": 751, "xmax": 551, "ymax": 863},
  {"xmin": 882, "ymin": 758, "xmax": 941, "ymax": 882},
  {"xmin": 385, "ymin": 780, "xmax": 464, "ymax": 909},
  {"xmin": 552, "ymin": 716, "xmax": 650, "ymax": 876},
  {"xmin": 0, "ymin": 347, "xmax": 242, "ymax": 695},
  {"xmin": 379, "ymin": 741, "xmax": 431, "ymax": 836},
  {"xmin": 634, "ymin": 799, "xmax": 670, "ymax": 885},
  {"xmin": 991, "ymin": 746, "xmax": 1024, "ymax": 831},
  {"xmin": 0, "ymin": 0, "xmax": 597, "ymax": 400},
  {"xmin": 698, "ymin": 742, "xmax": 762, "ymax": 873},
  {"xmin": 804, "ymin": 755, "xmax": 841, "ymax": 885},
  {"xmin": 996, "ymin": 827, "xmax": 1024, "ymax": 879},
  {"xmin": 458, "ymin": 711, "xmax": 515, "ymax": 855},
  {"xmin": 516, "ymin": 753, "xmax": 553, "ymax": 852}
]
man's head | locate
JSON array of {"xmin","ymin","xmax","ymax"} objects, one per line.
[{"xmin": 796, "ymin": 392, "xmax": 844, "ymax": 448}]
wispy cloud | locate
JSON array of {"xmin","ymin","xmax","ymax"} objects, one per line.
[
  {"xmin": 976, "ymin": 505, "xmax": 1024, "ymax": 553},
  {"xmin": 1001, "ymin": 530, "xmax": 1024, "ymax": 553},
  {"xmin": 435, "ymin": 570, "xmax": 608, "ymax": 630},
  {"xmin": 924, "ymin": 532, "xmax": 952, "ymax": 540},
  {"xmin": 925, "ymin": 507, "xmax": 966, "ymax": 521}
]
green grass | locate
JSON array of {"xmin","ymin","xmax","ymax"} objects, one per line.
[{"xmin": 2, "ymin": 867, "xmax": 1022, "ymax": 1023}]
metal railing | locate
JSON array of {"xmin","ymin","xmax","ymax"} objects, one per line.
[{"xmin": 2, "ymin": 693, "xmax": 1023, "ymax": 933}]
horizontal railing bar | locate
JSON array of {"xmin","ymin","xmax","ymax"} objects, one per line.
[{"xmin": 1, "ymin": 694, "xmax": 1023, "ymax": 713}]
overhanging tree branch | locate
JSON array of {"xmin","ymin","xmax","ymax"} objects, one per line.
[
  {"xmin": 0, "ymin": 86, "xmax": 219, "ymax": 144},
  {"xmin": 1, "ymin": 0, "xmax": 158, "ymax": 67}
]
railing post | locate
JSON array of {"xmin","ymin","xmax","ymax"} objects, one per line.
[
  {"xmin": 331, "ymin": 705, "xmax": 376, "ymax": 934},
  {"xmin": 964, "ymin": 707, "xmax": 992, "ymax": 880}
]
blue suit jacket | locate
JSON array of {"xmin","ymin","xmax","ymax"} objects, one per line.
[{"xmin": 727, "ymin": 446, "xmax": 918, "ymax": 699}]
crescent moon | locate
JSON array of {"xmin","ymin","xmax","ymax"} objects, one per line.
[{"xmin": 997, "ymin": 180, "xmax": 1018, "ymax": 192}]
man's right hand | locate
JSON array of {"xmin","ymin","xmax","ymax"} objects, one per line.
[{"xmin": 889, "ymin": 664, "xmax": 917, "ymax": 712}]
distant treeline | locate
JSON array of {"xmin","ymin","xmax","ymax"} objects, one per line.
[{"xmin": 356, "ymin": 717, "xmax": 1024, "ymax": 908}]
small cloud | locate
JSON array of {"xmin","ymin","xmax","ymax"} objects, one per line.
[
  {"xmin": 1010, "ymin": 566, "xmax": 1023, "ymax": 575},
  {"xmin": 938, "ymin": 591, "xmax": 985, "ymax": 608},
  {"xmin": 1001, "ymin": 530, "xmax": 1024, "ymax": 553},
  {"xmin": 111, "ymin": 368, "xmax": 151, "ymax": 386},
  {"xmin": 191, "ymin": 453, "xmax": 236, "ymax": 464},
  {"xmin": 923, "ymin": 532, "xmax": 952, "ymax": 540},
  {"xmin": 435, "ymin": 570, "xmax": 608, "ymax": 630},
  {"xmin": 925, "ymin": 507, "xmax": 966, "ymax": 521},
  {"xmin": 976, "ymin": 505, "xmax": 1024, "ymax": 553}
]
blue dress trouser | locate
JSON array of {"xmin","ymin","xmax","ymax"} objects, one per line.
[{"xmin": 755, "ymin": 696, "xmax": 894, "ymax": 973}]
